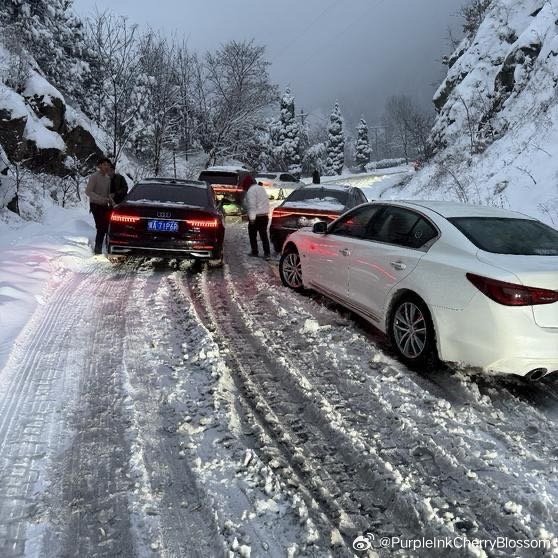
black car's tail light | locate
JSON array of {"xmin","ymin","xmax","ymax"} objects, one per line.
[
  {"xmin": 111, "ymin": 213, "xmax": 141, "ymax": 224},
  {"xmin": 186, "ymin": 218, "xmax": 220, "ymax": 228},
  {"xmin": 466, "ymin": 273, "xmax": 558, "ymax": 306}
]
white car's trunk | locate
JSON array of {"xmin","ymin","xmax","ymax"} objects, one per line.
[{"xmin": 477, "ymin": 252, "xmax": 558, "ymax": 328}]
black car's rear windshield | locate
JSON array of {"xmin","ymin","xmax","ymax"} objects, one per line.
[
  {"xmin": 449, "ymin": 217, "xmax": 558, "ymax": 255},
  {"xmin": 198, "ymin": 171, "xmax": 239, "ymax": 185},
  {"xmin": 286, "ymin": 187, "xmax": 348, "ymax": 206},
  {"xmin": 127, "ymin": 183, "xmax": 209, "ymax": 207}
]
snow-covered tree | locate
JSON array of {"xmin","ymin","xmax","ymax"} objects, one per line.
[
  {"xmin": 174, "ymin": 42, "xmax": 199, "ymax": 161},
  {"xmin": 325, "ymin": 102, "xmax": 344, "ymax": 175},
  {"xmin": 275, "ymin": 88, "xmax": 301, "ymax": 174},
  {"xmin": 0, "ymin": 0, "xmax": 90, "ymax": 100},
  {"xmin": 302, "ymin": 142, "xmax": 327, "ymax": 176},
  {"xmin": 201, "ymin": 40, "xmax": 278, "ymax": 166},
  {"xmin": 355, "ymin": 118, "xmax": 371, "ymax": 171},
  {"xmin": 133, "ymin": 32, "xmax": 180, "ymax": 175},
  {"xmin": 84, "ymin": 13, "xmax": 142, "ymax": 162}
]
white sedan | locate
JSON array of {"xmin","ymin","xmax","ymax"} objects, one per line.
[{"xmin": 279, "ymin": 200, "xmax": 558, "ymax": 378}]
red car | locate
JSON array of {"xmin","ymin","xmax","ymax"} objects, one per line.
[
  {"xmin": 269, "ymin": 183, "xmax": 368, "ymax": 253},
  {"xmin": 107, "ymin": 177, "xmax": 225, "ymax": 264}
]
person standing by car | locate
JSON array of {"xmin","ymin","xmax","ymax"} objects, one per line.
[
  {"xmin": 244, "ymin": 177, "xmax": 271, "ymax": 259},
  {"xmin": 108, "ymin": 162, "xmax": 128, "ymax": 204},
  {"xmin": 312, "ymin": 169, "xmax": 320, "ymax": 184},
  {"xmin": 85, "ymin": 157, "xmax": 113, "ymax": 255}
]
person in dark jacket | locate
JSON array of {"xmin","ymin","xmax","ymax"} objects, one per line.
[
  {"xmin": 85, "ymin": 157, "xmax": 112, "ymax": 254},
  {"xmin": 312, "ymin": 169, "xmax": 320, "ymax": 184},
  {"xmin": 109, "ymin": 162, "xmax": 128, "ymax": 204}
]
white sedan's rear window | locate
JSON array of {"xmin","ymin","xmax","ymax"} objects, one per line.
[{"xmin": 449, "ymin": 217, "xmax": 558, "ymax": 255}]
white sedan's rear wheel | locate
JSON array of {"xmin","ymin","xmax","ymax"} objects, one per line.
[{"xmin": 390, "ymin": 296, "xmax": 437, "ymax": 367}]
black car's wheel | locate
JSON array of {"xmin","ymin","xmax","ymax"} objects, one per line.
[
  {"xmin": 209, "ymin": 246, "xmax": 224, "ymax": 268},
  {"xmin": 389, "ymin": 295, "xmax": 437, "ymax": 367},
  {"xmin": 279, "ymin": 248, "xmax": 304, "ymax": 291}
]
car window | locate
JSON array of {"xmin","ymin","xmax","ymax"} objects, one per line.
[
  {"xmin": 198, "ymin": 171, "xmax": 239, "ymax": 186},
  {"xmin": 280, "ymin": 173, "xmax": 296, "ymax": 182},
  {"xmin": 286, "ymin": 187, "xmax": 348, "ymax": 206},
  {"xmin": 448, "ymin": 217, "xmax": 558, "ymax": 255},
  {"xmin": 369, "ymin": 207, "xmax": 437, "ymax": 248},
  {"xmin": 128, "ymin": 184, "xmax": 209, "ymax": 207},
  {"xmin": 329, "ymin": 205, "xmax": 383, "ymax": 238}
]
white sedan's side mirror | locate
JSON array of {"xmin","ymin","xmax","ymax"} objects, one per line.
[{"xmin": 313, "ymin": 221, "xmax": 327, "ymax": 234}]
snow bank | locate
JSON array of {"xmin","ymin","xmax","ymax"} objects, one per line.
[
  {"xmin": 0, "ymin": 82, "xmax": 66, "ymax": 150},
  {"xmin": 24, "ymin": 115, "xmax": 66, "ymax": 150},
  {"xmin": 0, "ymin": 83, "xmax": 29, "ymax": 119},
  {"xmin": 0, "ymin": 203, "xmax": 94, "ymax": 371},
  {"xmin": 23, "ymin": 73, "xmax": 65, "ymax": 106}
]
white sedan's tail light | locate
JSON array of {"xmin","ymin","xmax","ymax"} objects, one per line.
[{"xmin": 467, "ymin": 273, "xmax": 558, "ymax": 306}]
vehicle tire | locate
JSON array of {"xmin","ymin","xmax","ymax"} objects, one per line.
[
  {"xmin": 209, "ymin": 247, "xmax": 224, "ymax": 268},
  {"xmin": 279, "ymin": 248, "xmax": 304, "ymax": 291},
  {"xmin": 388, "ymin": 295, "xmax": 438, "ymax": 368}
]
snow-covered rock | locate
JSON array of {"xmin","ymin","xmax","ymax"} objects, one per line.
[{"xmin": 399, "ymin": 0, "xmax": 558, "ymax": 226}]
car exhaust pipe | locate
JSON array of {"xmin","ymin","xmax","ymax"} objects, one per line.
[{"xmin": 526, "ymin": 368, "xmax": 548, "ymax": 381}]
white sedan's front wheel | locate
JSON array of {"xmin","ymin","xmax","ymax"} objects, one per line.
[{"xmin": 279, "ymin": 249, "xmax": 304, "ymax": 291}]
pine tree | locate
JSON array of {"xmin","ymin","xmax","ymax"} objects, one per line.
[
  {"xmin": 355, "ymin": 118, "xmax": 371, "ymax": 171},
  {"xmin": 325, "ymin": 102, "xmax": 344, "ymax": 175},
  {"xmin": 276, "ymin": 88, "xmax": 301, "ymax": 173}
]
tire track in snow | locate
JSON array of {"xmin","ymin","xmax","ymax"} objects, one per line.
[
  {"xmin": 0, "ymin": 264, "xmax": 100, "ymax": 557},
  {"xmin": 119, "ymin": 269, "xmax": 225, "ymax": 557},
  {"xmin": 51, "ymin": 264, "xmax": 139, "ymax": 558}
]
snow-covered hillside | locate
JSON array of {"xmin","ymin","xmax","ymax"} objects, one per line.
[{"xmin": 400, "ymin": 0, "xmax": 558, "ymax": 226}]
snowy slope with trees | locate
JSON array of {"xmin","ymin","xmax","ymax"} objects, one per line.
[{"xmin": 398, "ymin": 0, "xmax": 558, "ymax": 226}]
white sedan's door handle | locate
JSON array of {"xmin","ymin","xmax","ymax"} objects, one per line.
[
  {"xmin": 339, "ymin": 248, "xmax": 351, "ymax": 256},
  {"xmin": 390, "ymin": 260, "xmax": 406, "ymax": 270}
]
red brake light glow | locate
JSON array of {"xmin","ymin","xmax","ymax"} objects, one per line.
[
  {"xmin": 111, "ymin": 213, "xmax": 141, "ymax": 224},
  {"xmin": 466, "ymin": 273, "xmax": 558, "ymax": 306},
  {"xmin": 186, "ymin": 218, "xmax": 219, "ymax": 228}
]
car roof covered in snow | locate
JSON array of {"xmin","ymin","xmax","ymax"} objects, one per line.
[
  {"xmin": 203, "ymin": 165, "xmax": 251, "ymax": 173},
  {"xmin": 138, "ymin": 177, "xmax": 208, "ymax": 188},
  {"xmin": 298, "ymin": 183, "xmax": 352, "ymax": 191}
]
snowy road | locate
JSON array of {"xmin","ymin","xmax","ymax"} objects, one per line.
[{"xmin": 1, "ymin": 221, "xmax": 558, "ymax": 557}]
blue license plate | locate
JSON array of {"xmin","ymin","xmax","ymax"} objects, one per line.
[{"xmin": 147, "ymin": 220, "xmax": 179, "ymax": 232}]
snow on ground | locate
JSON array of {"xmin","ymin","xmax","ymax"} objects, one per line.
[
  {"xmin": 311, "ymin": 165, "xmax": 413, "ymax": 201},
  {"xmin": 0, "ymin": 203, "xmax": 92, "ymax": 372}
]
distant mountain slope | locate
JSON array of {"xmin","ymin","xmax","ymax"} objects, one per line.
[{"xmin": 399, "ymin": 0, "xmax": 558, "ymax": 226}]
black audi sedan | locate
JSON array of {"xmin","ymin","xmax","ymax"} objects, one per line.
[
  {"xmin": 107, "ymin": 177, "xmax": 225, "ymax": 264},
  {"xmin": 269, "ymin": 183, "xmax": 368, "ymax": 253}
]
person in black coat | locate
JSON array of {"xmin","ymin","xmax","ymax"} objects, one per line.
[
  {"xmin": 109, "ymin": 162, "xmax": 128, "ymax": 204},
  {"xmin": 312, "ymin": 169, "xmax": 320, "ymax": 184}
]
